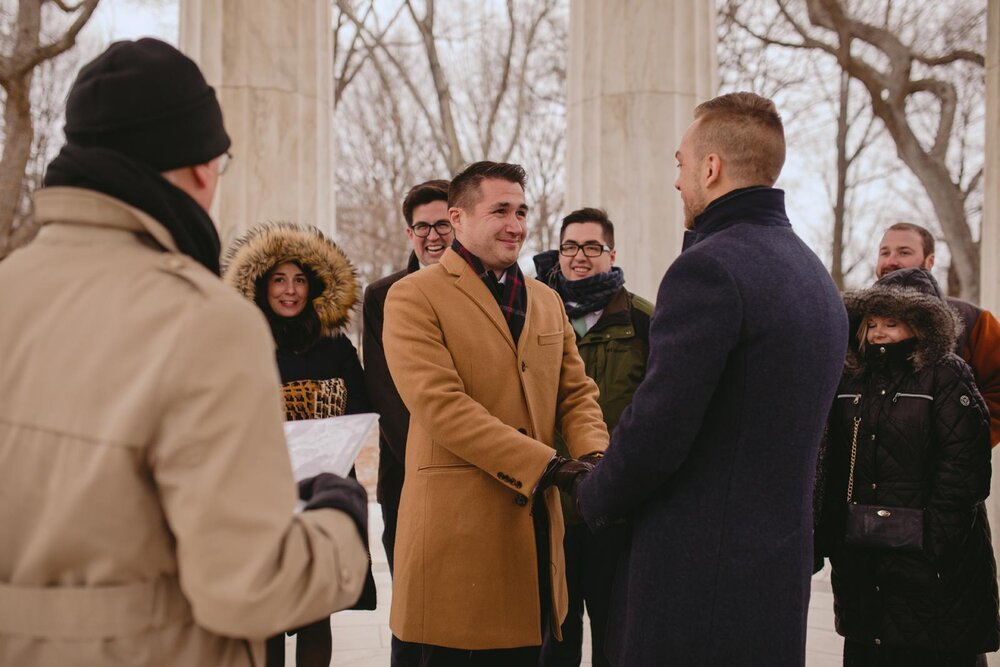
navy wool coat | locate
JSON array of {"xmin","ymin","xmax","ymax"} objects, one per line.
[{"xmin": 578, "ymin": 187, "xmax": 848, "ymax": 666}]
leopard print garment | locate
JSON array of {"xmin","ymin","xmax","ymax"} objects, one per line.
[{"xmin": 280, "ymin": 378, "xmax": 347, "ymax": 421}]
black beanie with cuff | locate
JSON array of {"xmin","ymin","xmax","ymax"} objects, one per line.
[{"xmin": 63, "ymin": 37, "xmax": 230, "ymax": 171}]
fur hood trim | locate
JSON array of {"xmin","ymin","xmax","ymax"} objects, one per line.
[
  {"xmin": 222, "ymin": 222, "xmax": 358, "ymax": 335},
  {"xmin": 843, "ymin": 285, "xmax": 959, "ymax": 374}
]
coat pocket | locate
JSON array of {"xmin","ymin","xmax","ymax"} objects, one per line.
[
  {"xmin": 417, "ymin": 462, "xmax": 477, "ymax": 474},
  {"xmin": 892, "ymin": 393, "xmax": 934, "ymax": 402},
  {"xmin": 537, "ymin": 331, "xmax": 563, "ymax": 346}
]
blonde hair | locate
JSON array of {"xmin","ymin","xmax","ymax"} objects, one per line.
[{"xmin": 693, "ymin": 92, "xmax": 786, "ymax": 187}]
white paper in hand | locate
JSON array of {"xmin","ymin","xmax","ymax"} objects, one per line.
[{"xmin": 283, "ymin": 412, "xmax": 379, "ymax": 481}]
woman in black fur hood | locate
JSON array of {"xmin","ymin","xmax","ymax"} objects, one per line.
[
  {"xmin": 816, "ymin": 268, "xmax": 999, "ymax": 666},
  {"xmin": 224, "ymin": 222, "xmax": 375, "ymax": 667}
]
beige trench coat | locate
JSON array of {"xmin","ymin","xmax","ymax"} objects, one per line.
[
  {"xmin": 383, "ymin": 248, "xmax": 609, "ymax": 650},
  {"xmin": 0, "ymin": 188, "xmax": 368, "ymax": 666}
]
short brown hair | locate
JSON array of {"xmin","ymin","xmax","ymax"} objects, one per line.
[
  {"xmin": 448, "ymin": 161, "xmax": 526, "ymax": 211},
  {"xmin": 885, "ymin": 222, "xmax": 935, "ymax": 257},
  {"xmin": 693, "ymin": 92, "xmax": 785, "ymax": 187},
  {"xmin": 402, "ymin": 179, "xmax": 450, "ymax": 226},
  {"xmin": 560, "ymin": 207, "xmax": 615, "ymax": 248}
]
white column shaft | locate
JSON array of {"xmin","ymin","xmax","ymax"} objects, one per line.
[
  {"xmin": 566, "ymin": 0, "xmax": 718, "ymax": 301},
  {"xmin": 179, "ymin": 0, "xmax": 335, "ymax": 249}
]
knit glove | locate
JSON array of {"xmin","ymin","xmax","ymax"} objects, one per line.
[{"xmin": 298, "ymin": 473, "xmax": 368, "ymax": 542}]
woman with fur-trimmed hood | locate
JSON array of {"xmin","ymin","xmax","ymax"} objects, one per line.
[
  {"xmin": 224, "ymin": 222, "xmax": 375, "ymax": 667},
  {"xmin": 816, "ymin": 268, "xmax": 999, "ymax": 666}
]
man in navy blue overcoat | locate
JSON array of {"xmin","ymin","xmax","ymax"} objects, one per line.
[{"xmin": 576, "ymin": 92, "xmax": 848, "ymax": 666}]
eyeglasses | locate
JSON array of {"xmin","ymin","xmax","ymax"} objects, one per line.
[
  {"xmin": 410, "ymin": 220, "xmax": 453, "ymax": 237},
  {"xmin": 559, "ymin": 242, "xmax": 611, "ymax": 258},
  {"xmin": 218, "ymin": 151, "xmax": 233, "ymax": 176}
]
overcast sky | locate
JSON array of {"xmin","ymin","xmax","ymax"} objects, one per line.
[{"xmin": 86, "ymin": 0, "xmax": 177, "ymax": 46}]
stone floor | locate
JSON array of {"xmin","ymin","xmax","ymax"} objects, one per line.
[{"xmin": 281, "ymin": 500, "xmax": 844, "ymax": 666}]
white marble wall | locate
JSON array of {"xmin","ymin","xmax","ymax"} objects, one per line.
[
  {"xmin": 566, "ymin": 0, "xmax": 718, "ymax": 301},
  {"xmin": 984, "ymin": 2, "xmax": 1000, "ymax": 665},
  {"xmin": 179, "ymin": 0, "xmax": 335, "ymax": 250}
]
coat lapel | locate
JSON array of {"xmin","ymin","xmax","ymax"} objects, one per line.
[
  {"xmin": 516, "ymin": 279, "xmax": 536, "ymax": 358},
  {"xmin": 443, "ymin": 250, "xmax": 517, "ymax": 355}
]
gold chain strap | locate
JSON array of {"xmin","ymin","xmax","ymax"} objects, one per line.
[{"xmin": 846, "ymin": 416, "xmax": 861, "ymax": 503}]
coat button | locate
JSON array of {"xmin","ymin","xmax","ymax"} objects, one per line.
[
  {"xmin": 870, "ymin": 434, "xmax": 876, "ymax": 441},
  {"xmin": 874, "ymin": 638, "xmax": 881, "ymax": 646},
  {"xmin": 875, "ymin": 585, "xmax": 880, "ymax": 592},
  {"xmin": 515, "ymin": 494, "xmax": 528, "ymax": 507},
  {"xmin": 960, "ymin": 395, "xmax": 971, "ymax": 406},
  {"xmin": 880, "ymin": 389, "xmax": 886, "ymax": 395},
  {"xmin": 871, "ymin": 483, "xmax": 877, "ymax": 490}
]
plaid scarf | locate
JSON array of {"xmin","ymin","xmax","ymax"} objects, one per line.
[{"xmin": 452, "ymin": 239, "xmax": 527, "ymax": 344}]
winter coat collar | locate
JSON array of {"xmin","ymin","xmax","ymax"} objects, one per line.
[
  {"xmin": 406, "ymin": 251, "xmax": 420, "ymax": 274},
  {"xmin": 843, "ymin": 285, "xmax": 959, "ymax": 375},
  {"xmin": 32, "ymin": 186, "xmax": 181, "ymax": 254},
  {"xmin": 683, "ymin": 186, "xmax": 790, "ymax": 251},
  {"xmin": 584, "ymin": 287, "xmax": 631, "ymax": 335}
]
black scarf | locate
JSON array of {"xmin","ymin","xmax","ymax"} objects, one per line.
[
  {"xmin": 864, "ymin": 337, "xmax": 919, "ymax": 374},
  {"xmin": 534, "ymin": 249, "xmax": 625, "ymax": 319},
  {"xmin": 44, "ymin": 144, "xmax": 222, "ymax": 274},
  {"xmin": 452, "ymin": 239, "xmax": 528, "ymax": 344}
]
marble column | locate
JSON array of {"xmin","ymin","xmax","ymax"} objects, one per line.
[
  {"xmin": 565, "ymin": 0, "xmax": 718, "ymax": 301},
  {"xmin": 179, "ymin": 0, "xmax": 335, "ymax": 249},
  {"xmin": 984, "ymin": 2, "xmax": 1000, "ymax": 665}
]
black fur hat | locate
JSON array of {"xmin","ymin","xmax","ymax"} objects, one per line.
[{"xmin": 843, "ymin": 268, "xmax": 960, "ymax": 373}]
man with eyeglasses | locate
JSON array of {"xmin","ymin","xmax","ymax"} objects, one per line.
[
  {"xmin": 533, "ymin": 207, "xmax": 652, "ymax": 667},
  {"xmin": 362, "ymin": 178, "xmax": 453, "ymax": 666}
]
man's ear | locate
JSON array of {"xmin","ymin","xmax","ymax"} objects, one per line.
[
  {"xmin": 924, "ymin": 253, "xmax": 935, "ymax": 271},
  {"xmin": 190, "ymin": 161, "xmax": 215, "ymax": 188},
  {"xmin": 704, "ymin": 153, "xmax": 722, "ymax": 189},
  {"xmin": 448, "ymin": 207, "xmax": 463, "ymax": 233}
]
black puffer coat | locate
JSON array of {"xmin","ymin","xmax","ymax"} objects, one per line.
[{"xmin": 817, "ymin": 278, "xmax": 1000, "ymax": 654}]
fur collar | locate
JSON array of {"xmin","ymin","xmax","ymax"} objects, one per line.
[
  {"xmin": 222, "ymin": 222, "xmax": 358, "ymax": 335},
  {"xmin": 843, "ymin": 285, "xmax": 959, "ymax": 375}
]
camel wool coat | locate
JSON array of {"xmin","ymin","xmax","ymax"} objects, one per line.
[
  {"xmin": 0, "ymin": 188, "xmax": 369, "ymax": 667},
  {"xmin": 383, "ymin": 248, "xmax": 609, "ymax": 650}
]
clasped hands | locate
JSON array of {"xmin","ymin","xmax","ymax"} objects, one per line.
[{"xmin": 538, "ymin": 452, "xmax": 603, "ymax": 498}]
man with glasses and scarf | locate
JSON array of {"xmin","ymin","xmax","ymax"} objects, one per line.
[
  {"xmin": 533, "ymin": 208, "xmax": 653, "ymax": 667},
  {"xmin": 363, "ymin": 178, "xmax": 453, "ymax": 666},
  {"xmin": 0, "ymin": 38, "xmax": 369, "ymax": 666}
]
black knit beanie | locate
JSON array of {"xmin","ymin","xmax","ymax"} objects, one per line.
[{"xmin": 63, "ymin": 38, "xmax": 231, "ymax": 171}]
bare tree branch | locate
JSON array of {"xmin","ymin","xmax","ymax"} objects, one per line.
[
  {"xmin": 405, "ymin": 0, "xmax": 464, "ymax": 171},
  {"xmin": 480, "ymin": 0, "xmax": 516, "ymax": 157}
]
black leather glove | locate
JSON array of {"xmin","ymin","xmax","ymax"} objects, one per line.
[
  {"xmin": 537, "ymin": 456, "xmax": 596, "ymax": 495},
  {"xmin": 298, "ymin": 473, "xmax": 368, "ymax": 541}
]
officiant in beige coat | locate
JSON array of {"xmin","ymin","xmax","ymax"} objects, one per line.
[{"xmin": 0, "ymin": 39, "xmax": 368, "ymax": 667}]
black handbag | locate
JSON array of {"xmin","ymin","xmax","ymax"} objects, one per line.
[{"xmin": 843, "ymin": 416, "xmax": 924, "ymax": 551}]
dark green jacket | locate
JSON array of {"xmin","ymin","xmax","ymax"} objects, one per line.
[{"xmin": 557, "ymin": 287, "xmax": 653, "ymax": 522}]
